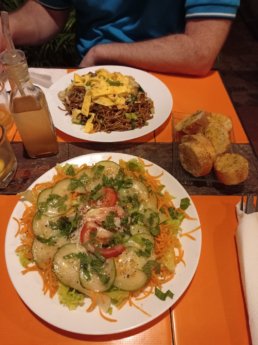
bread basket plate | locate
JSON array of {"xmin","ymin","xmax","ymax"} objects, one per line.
[
  {"xmin": 171, "ymin": 111, "xmax": 250, "ymax": 190},
  {"xmin": 46, "ymin": 66, "xmax": 173, "ymax": 142},
  {"xmin": 5, "ymin": 152, "xmax": 201, "ymax": 335}
]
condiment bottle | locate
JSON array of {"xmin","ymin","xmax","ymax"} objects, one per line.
[{"xmin": 0, "ymin": 49, "xmax": 58, "ymax": 158}]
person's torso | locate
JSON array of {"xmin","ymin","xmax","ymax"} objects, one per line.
[{"xmin": 71, "ymin": 0, "xmax": 185, "ymax": 56}]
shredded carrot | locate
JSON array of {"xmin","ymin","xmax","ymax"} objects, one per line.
[
  {"xmin": 99, "ymin": 308, "xmax": 117, "ymax": 322},
  {"xmin": 155, "ymin": 223, "xmax": 176, "ymax": 258},
  {"xmin": 22, "ymin": 264, "xmax": 39, "ymax": 274},
  {"xmin": 13, "ymin": 217, "xmax": 21, "ymax": 237},
  {"xmin": 135, "ymin": 287, "xmax": 153, "ymax": 300},
  {"xmin": 177, "ymin": 208, "xmax": 197, "ymax": 221},
  {"xmin": 128, "ymin": 295, "xmax": 151, "ymax": 316},
  {"xmin": 37, "ymin": 260, "xmax": 59, "ymax": 297},
  {"xmin": 180, "ymin": 225, "xmax": 201, "ymax": 240},
  {"xmin": 115, "ymin": 297, "xmax": 128, "ymax": 310},
  {"xmin": 181, "ymin": 233, "xmax": 196, "ymax": 240},
  {"xmin": 86, "ymin": 290, "xmax": 98, "ymax": 312},
  {"xmin": 176, "ymin": 248, "xmax": 185, "ymax": 265}
]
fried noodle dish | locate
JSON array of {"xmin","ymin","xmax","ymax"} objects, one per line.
[
  {"xmin": 16, "ymin": 158, "xmax": 193, "ymax": 321},
  {"xmin": 58, "ymin": 69, "xmax": 154, "ymax": 133}
]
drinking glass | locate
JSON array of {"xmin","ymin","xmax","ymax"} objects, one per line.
[
  {"xmin": 0, "ymin": 124, "xmax": 17, "ymax": 188},
  {"xmin": 0, "ymin": 73, "xmax": 14, "ymax": 135}
]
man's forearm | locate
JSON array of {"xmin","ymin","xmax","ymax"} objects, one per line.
[
  {"xmin": 0, "ymin": 0, "xmax": 68, "ymax": 49},
  {"xmin": 80, "ymin": 19, "xmax": 232, "ymax": 76}
]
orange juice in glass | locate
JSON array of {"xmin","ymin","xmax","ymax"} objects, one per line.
[{"xmin": 0, "ymin": 124, "xmax": 17, "ymax": 188}]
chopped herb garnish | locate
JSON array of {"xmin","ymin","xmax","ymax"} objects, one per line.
[
  {"xmin": 92, "ymin": 164, "xmax": 105, "ymax": 178},
  {"xmin": 38, "ymin": 194, "xmax": 68, "ymax": 213},
  {"xmin": 155, "ymin": 287, "xmax": 174, "ymax": 301},
  {"xmin": 125, "ymin": 112, "xmax": 138, "ymax": 120},
  {"xmin": 142, "ymin": 260, "xmax": 160, "ymax": 279},
  {"xmin": 49, "ymin": 214, "xmax": 81, "ymax": 237},
  {"xmin": 102, "ymin": 211, "xmax": 116, "ymax": 230},
  {"xmin": 126, "ymin": 159, "xmax": 144, "ymax": 173},
  {"xmin": 89, "ymin": 184, "xmax": 103, "ymax": 201},
  {"xmin": 180, "ymin": 197, "xmax": 190, "ymax": 210},
  {"xmin": 65, "ymin": 165, "xmax": 76, "ymax": 176},
  {"xmin": 132, "ymin": 236, "xmax": 153, "ymax": 258},
  {"xmin": 106, "ymin": 79, "xmax": 123, "ymax": 86},
  {"xmin": 168, "ymin": 207, "xmax": 185, "ymax": 222},
  {"xmin": 69, "ymin": 178, "xmax": 84, "ymax": 191}
]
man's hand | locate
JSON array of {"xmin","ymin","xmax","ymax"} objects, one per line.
[{"xmin": 79, "ymin": 45, "xmax": 101, "ymax": 67}]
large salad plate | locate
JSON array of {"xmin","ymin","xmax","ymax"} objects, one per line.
[
  {"xmin": 5, "ymin": 153, "xmax": 201, "ymax": 335},
  {"xmin": 46, "ymin": 66, "xmax": 173, "ymax": 142}
]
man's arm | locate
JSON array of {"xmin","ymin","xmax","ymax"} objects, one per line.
[
  {"xmin": 80, "ymin": 19, "xmax": 232, "ymax": 76},
  {"xmin": 0, "ymin": 0, "xmax": 69, "ymax": 52}
]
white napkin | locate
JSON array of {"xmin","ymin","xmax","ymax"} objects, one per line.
[
  {"xmin": 5, "ymin": 68, "xmax": 66, "ymax": 92},
  {"xmin": 236, "ymin": 202, "xmax": 258, "ymax": 345},
  {"xmin": 29, "ymin": 68, "xmax": 66, "ymax": 90}
]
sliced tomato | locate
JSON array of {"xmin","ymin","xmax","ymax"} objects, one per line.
[
  {"xmin": 98, "ymin": 244, "xmax": 125, "ymax": 258},
  {"xmin": 99, "ymin": 187, "xmax": 118, "ymax": 207},
  {"xmin": 80, "ymin": 223, "xmax": 96, "ymax": 244}
]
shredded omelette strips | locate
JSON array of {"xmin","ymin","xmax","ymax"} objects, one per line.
[{"xmin": 58, "ymin": 68, "xmax": 154, "ymax": 133}]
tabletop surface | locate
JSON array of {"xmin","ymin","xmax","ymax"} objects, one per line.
[{"xmin": 1, "ymin": 67, "xmax": 256, "ymax": 345}]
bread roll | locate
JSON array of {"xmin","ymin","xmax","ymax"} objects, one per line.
[
  {"xmin": 179, "ymin": 133, "xmax": 216, "ymax": 177},
  {"xmin": 207, "ymin": 112, "xmax": 233, "ymax": 132},
  {"xmin": 214, "ymin": 153, "xmax": 249, "ymax": 185},
  {"xmin": 175, "ymin": 110, "xmax": 208, "ymax": 134},
  {"xmin": 204, "ymin": 122, "xmax": 231, "ymax": 155}
]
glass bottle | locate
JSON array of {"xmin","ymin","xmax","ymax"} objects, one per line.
[{"xmin": 0, "ymin": 49, "xmax": 58, "ymax": 158}]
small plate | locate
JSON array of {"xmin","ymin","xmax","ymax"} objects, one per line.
[
  {"xmin": 46, "ymin": 66, "xmax": 173, "ymax": 142},
  {"xmin": 5, "ymin": 152, "xmax": 201, "ymax": 335}
]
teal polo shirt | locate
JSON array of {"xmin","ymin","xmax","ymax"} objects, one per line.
[{"xmin": 38, "ymin": 0, "xmax": 240, "ymax": 57}]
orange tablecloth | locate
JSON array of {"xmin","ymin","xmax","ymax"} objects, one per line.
[
  {"xmin": 11, "ymin": 70, "xmax": 248, "ymax": 144},
  {"xmin": 172, "ymin": 195, "xmax": 250, "ymax": 345},
  {"xmin": 0, "ymin": 195, "xmax": 250, "ymax": 345}
]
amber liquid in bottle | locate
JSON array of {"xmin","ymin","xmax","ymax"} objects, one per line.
[
  {"xmin": 2, "ymin": 49, "xmax": 58, "ymax": 158},
  {"xmin": 12, "ymin": 93, "xmax": 58, "ymax": 158}
]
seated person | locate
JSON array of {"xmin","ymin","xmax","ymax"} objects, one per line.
[{"xmin": 0, "ymin": 0, "xmax": 240, "ymax": 76}]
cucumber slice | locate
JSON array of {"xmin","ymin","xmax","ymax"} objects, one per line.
[
  {"xmin": 79, "ymin": 258, "xmax": 115, "ymax": 292},
  {"xmin": 119, "ymin": 179, "xmax": 148, "ymax": 202},
  {"xmin": 114, "ymin": 248, "xmax": 148, "ymax": 291},
  {"xmin": 126, "ymin": 233, "xmax": 154, "ymax": 249},
  {"xmin": 76, "ymin": 166, "xmax": 94, "ymax": 180},
  {"xmin": 143, "ymin": 209, "xmax": 160, "ymax": 228},
  {"xmin": 32, "ymin": 213, "xmax": 58, "ymax": 238},
  {"xmin": 32, "ymin": 236, "xmax": 67, "ymax": 269},
  {"xmin": 40, "ymin": 179, "xmax": 73, "ymax": 216},
  {"xmin": 130, "ymin": 224, "xmax": 149, "ymax": 236},
  {"xmin": 53, "ymin": 243, "xmax": 89, "ymax": 295},
  {"xmin": 37, "ymin": 187, "xmax": 52, "ymax": 206},
  {"xmin": 94, "ymin": 160, "xmax": 120, "ymax": 178},
  {"xmin": 51, "ymin": 178, "xmax": 72, "ymax": 196}
]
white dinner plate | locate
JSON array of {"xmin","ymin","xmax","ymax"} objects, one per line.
[
  {"xmin": 5, "ymin": 152, "xmax": 201, "ymax": 335},
  {"xmin": 46, "ymin": 66, "xmax": 173, "ymax": 142}
]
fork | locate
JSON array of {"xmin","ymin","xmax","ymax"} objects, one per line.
[{"xmin": 240, "ymin": 193, "xmax": 258, "ymax": 214}]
